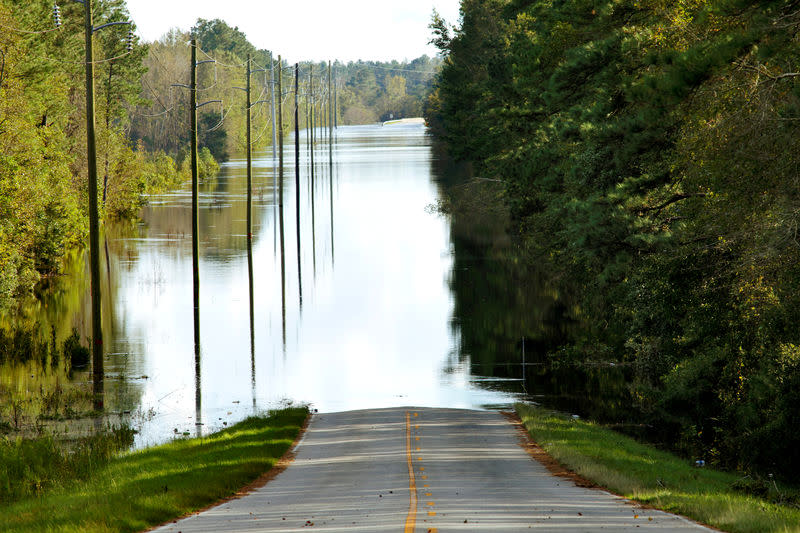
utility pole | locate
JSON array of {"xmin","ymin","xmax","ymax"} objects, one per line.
[
  {"xmin": 190, "ymin": 38, "xmax": 200, "ymax": 350},
  {"xmin": 306, "ymin": 68, "xmax": 311, "ymax": 154},
  {"xmin": 309, "ymin": 66, "xmax": 315, "ymax": 172},
  {"xmin": 82, "ymin": 0, "xmax": 103, "ymax": 409},
  {"xmin": 167, "ymin": 41, "xmax": 218, "ymax": 355},
  {"xmin": 269, "ymin": 52, "xmax": 278, "ymax": 210},
  {"xmin": 277, "ymin": 56, "xmax": 283, "ymax": 180},
  {"xmin": 246, "ymin": 53, "xmax": 252, "ymax": 239},
  {"xmin": 328, "ymin": 60, "xmax": 333, "ymax": 166},
  {"xmin": 294, "ymin": 63, "xmax": 300, "ymax": 186},
  {"xmin": 269, "ymin": 52, "xmax": 278, "ymax": 162},
  {"xmin": 334, "ymin": 71, "xmax": 338, "ymax": 130},
  {"xmin": 237, "ymin": 56, "xmax": 267, "ymax": 240}
]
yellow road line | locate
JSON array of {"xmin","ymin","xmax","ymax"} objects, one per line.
[{"xmin": 404, "ymin": 411, "xmax": 418, "ymax": 533}]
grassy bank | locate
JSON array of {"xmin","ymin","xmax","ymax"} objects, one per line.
[
  {"xmin": 0, "ymin": 407, "xmax": 308, "ymax": 533},
  {"xmin": 515, "ymin": 403, "xmax": 800, "ymax": 533}
]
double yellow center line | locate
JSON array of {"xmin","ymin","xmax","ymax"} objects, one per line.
[{"xmin": 404, "ymin": 411, "xmax": 418, "ymax": 532}]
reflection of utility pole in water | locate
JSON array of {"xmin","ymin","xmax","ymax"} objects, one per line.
[
  {"xmin": 521, "ymin": 337, "xmax": 529, "ymax": 394},
  {"xmin": 276, "ymin": 57, "xmax": 287, "ymax": 350},
  {"xmin": 329, "ymin": 130, "xmax": 335, "ymax": 268},
  {"xmin": 294, "ymin": 64, "xmax": 303, "ymax": 310},
  {"xmin": 104, "ymin": 236, "xmax": 112, "ymax": 299},
  {"xmin": 194, "ymin": 342, "xmax": 202, "ymax": 438},
  {"xmin": 279, "ymin": 180, "xmax": 287, "ymax": 350},
  {"xmin": 247, "ymin": 238, "xmax": 256, "ymax": 410},
  {"xmin": 311, "ymin": 149, "xmax": 317, "ymax": 279}
]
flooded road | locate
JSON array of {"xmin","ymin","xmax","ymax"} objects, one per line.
[{"xmin": 14, "ymin": 122, "xmax": 529, "ymax": 447}]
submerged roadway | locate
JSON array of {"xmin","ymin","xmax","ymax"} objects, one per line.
[{"xmin": 151, "ymin": 407, "xmax": 712, "ymax": 532}]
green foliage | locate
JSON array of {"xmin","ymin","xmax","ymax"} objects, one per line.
[
  {"xmin": 62, "ymin": 328, "xmax": 88, "ymax": 369},
  {"xmin": 0, "ymin": 1, "xmax": 214, "ymax": 308},
  {"xmin": 331, "ymin": 57, "xmax": 442, "ymax": 124},
  {"xmin": 129, "ymin": 21, "xmax": 270, "ymax": 161},
  {"xmin": 432, "ymin": 0, "xmax": 800, "ymax": 475},
  {"xmin": 0, "ymin": 324, "xmax": 54, "ymax": 366},
  {"xmin": 515, "ymin": 404, "xmax": 800, "ymax": 532},
  {"xmin": 0, "ymin": 424, "xmax": 134, "ymax": 504},
  {"xmin": 0, "ymin": 408, "xmax": 307, "ymax": 532}
]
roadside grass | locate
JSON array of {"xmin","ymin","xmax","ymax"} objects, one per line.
[
  {"xmin": 515, "ymin": 403, "xmax": 800, "ymax": 533},
  {"xmin": 0, "ymin": 407, "xmax": 308, "ymax": 533}
]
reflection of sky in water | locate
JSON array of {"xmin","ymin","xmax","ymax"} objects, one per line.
[{"xmin": 103, "ymin": 124, "xmax": 523, "ymax": 448}]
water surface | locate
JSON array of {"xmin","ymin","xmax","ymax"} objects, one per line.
[{"xmin": 62, "ymin": 123, "xmax": 531, "ymax": 447}]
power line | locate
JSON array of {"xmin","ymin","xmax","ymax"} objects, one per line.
[
  {"xmin": 0, "ymin": 22, "xmax": 62, "ymax": 35},
  {"xmin": 364, "ymin": 64, "xmax": 439, "ymax": 75},
  {"xmin": 41, "ymin": 49, "xmax": 134, "ymax": 65},
  {"xmin": 194, "ymin": 44, "xmax": 247, "ymax": 69},
  {"xmin": 205, "ymin": 101, "xmax": 232, "ymax": 132}
]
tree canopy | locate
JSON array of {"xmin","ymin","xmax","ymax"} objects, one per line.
[{"xmin": 428, "ymin": 0, "xmax": 800, "ymax": 475}]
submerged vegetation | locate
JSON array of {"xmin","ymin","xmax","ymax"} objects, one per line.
[
  {"xmin": 0, "ymin": 325, "xmax": 97, "ymax": 434},
  {"xmin": 428, "ymin": 0, "xmax": 800, "ymax": 477}
]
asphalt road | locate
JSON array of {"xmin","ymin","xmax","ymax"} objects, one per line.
[{"xmin": 151, "ymin": 407, "xmax": 712, "ymax": 532}]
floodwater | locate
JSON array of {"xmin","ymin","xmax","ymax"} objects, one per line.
[{"xmin": 9, "ymin": 122, "xmax": 541, "ymax": 448}]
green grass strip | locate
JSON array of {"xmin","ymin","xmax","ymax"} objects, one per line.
[
  {"xmin": 0, "ymin": 407, "xmax": 308, "ymax": 533},
  {"xmin": 515, "ymin": 403, "xmax": 800, "ymax": 533}
]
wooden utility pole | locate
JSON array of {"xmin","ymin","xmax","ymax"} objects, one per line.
[
  {"xmin": 277, "ymin": 56, "xmax": 283, "ymax": 179},
  {"xmin": 334, "ymin": 72, "xmax": 338, "ymax": 130},
  {"xmin": 307, "ymin": 84, "xmax": 311, "ymax": 153},
  {"xmin": 246, "ymin": 54, "xmax": 252, "ymax": 239},
  {"xmin": 309, "ymin": 66, "xmax": 315, "ymax": 171},
  {"xmin": 269, "ymin": 52, "xmax": 278, "ymax": 161},
  {"xmin": 83, "ymin": 0, "xmax": 103, "ymax": 408},
  {"xmin": 190, "ymin": 39, "xmax": 200, "ymax": 350},
  {"xmin": 294, "ymin": 63, "xmax": 300, "ymax": 184},
  {"xmin": 269, "ymin": 53, "xmax": 278, "ymax": 210},
  {"xmin": 328, "ymin": 60, "xmax": 333, "ymax": 166}
]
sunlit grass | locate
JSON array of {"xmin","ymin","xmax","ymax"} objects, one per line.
[
  {"xmin": 515, "ymin": 403, "xmax": 800, "ymax": 533},
  {"xmin": 0, "ymin": 407, "xmax": 308, "ymax": 533}
]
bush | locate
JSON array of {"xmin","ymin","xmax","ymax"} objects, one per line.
[{"xmin": 63, "ymin": 328, "xmax": 89, "ymax": 370}]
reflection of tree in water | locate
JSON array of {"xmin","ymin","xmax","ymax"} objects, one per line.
[
  {"xmin": 432, "ymin": 148, "xmax": 637, "ymax": 425},
  {"xmin": 0, "ymin": 326, "xmax": 96, "ymax": 437},
  {"xmin": 0, "ymin": 219, "xmax": 150, "ymax": 434}
]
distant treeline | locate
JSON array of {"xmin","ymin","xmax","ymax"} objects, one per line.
[
  {"xmin": 428, "ymin": 0, "xmax": 800, "ymax": 476},
  {"xmin": 129, "ymin": 18, "xmax": 440, "ymax": 162},
  {"xmin": 335, "ymin": 57, "xmax": 441, "ymax": 124}
]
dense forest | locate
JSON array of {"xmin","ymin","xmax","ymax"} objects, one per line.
[
  {"xmin": 0, "ymin": 0, "xmax": 438, "ymax": 312},
  {"xmin": 427, "ymin": 0, "xmax": 800, "ymax": 476}
]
